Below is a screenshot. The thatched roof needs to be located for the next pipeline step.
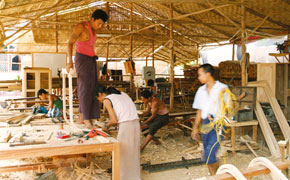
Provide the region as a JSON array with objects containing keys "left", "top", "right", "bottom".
[{"left": 0, "top": 0, "right": 289, "bottom": 65}]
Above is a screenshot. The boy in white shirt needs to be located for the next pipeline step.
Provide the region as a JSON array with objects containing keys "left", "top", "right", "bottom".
[{"left": 191, "top": 64, "right": 228, "bottom": 175}]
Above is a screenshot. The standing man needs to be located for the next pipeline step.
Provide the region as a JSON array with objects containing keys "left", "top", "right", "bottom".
[
  {"left": 67, "top": 9, "right": 108, "bottom": 129},
  {"left": 191, "top": 64, "right": 228, "bottom": 175}
]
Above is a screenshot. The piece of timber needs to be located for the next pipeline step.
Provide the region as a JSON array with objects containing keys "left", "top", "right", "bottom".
[
  {"left": 254, "top": 101, "right": 280, "bottom": 157},
  {"left": 0, "top": 161, "right": 86, "bottom": 173},
  {"left": 206, "top": 162, "right": 288, "bottom": 180},
  {"left": 248, "top": 81, "right": 290, "bottom": 140},
  {"left": 141, "top": 157, "right": 202, "bottom": 172}
]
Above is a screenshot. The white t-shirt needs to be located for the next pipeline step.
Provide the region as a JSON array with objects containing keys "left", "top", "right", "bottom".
[
  {"left": 192, "top": 81, "right": 228, "bottom": 120},
  {"left": 106, "top": 92, "right": 139, "bottom": 123}
]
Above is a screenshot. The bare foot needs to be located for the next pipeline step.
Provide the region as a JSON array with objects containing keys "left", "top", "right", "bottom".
[
  {"left": 77, "top": 113, "right": 84, "bottom": 124},
  {"left": 76, "top": 119, "right": 85, "bottom": 124},
  {"left": 84, "top": 120, "right": 94, "bottom": 130},
  {"left": 153, "top": 138, "right": 161, "bottom": 145}
]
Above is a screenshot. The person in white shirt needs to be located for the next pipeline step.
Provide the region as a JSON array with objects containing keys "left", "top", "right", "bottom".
[
  {"left": 191, "top": 63, "right": 228, "bottom": 175},
  {"left": 95, "top": 85, "right": 141, "bottom": 180}
]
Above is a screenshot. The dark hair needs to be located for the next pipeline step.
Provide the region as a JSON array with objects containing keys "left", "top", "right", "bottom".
[
  {"left": 94, "top": 85, "right": 121, "bottom": 97},
  {"left": 147, "top": 79, "right": 154, "bottom": 87},
  {"left": 141, "top": 90, "right": 152, "bottom": 99},
  {"left": 200, "top": 63, "right": 214, "bottom": 76},
  {"left": 91, "top": 9, "right": 108, "bottom": 22},
  {"left": 37, "top": 89, "right": 48, "bottom": 97}
]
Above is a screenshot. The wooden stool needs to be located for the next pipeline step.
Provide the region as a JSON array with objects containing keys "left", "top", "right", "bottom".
[{"left": 226, "top": 120, "right": 258, "bottom": 155}]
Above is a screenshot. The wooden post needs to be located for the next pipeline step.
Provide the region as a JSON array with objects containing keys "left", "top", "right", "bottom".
[
  {"left": 55, "top": 14, "right": 58, "bottom": 53},
  {"left": 169, "top": 3, "right": 174, "bottom": 111},
  {"left": 145, "top": 56, "right": 148, "bottom": 67},
  {"left": 112, "top": 142, "right": 120, "bottom": 180},
  {"left": 287, "top": 31, "right": 290, "bottom": 61},
  {"left": 129, "top": 3, "right": 134, "bottom": 95},
  {"left": 232, "top": 41, "right": 235, "bottom": 61},
  {"left": 241, "top": 1, "right": 247, "bottom": 86},
  {"left": 105, "top": 42, "right": 109, "bottom": 80},
  {"left": 105, "top": 2, "right": 110, "bottom": 81},
  {"left": 152, "top": 40, "right": 155, "bottom": 67},
  {"left": 196, "top": 44, "right": 199, "bottom": 65}
]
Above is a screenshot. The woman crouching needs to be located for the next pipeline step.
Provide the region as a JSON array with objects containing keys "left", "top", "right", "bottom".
[{"left": 95, "top": 85, "right": 141, "bottom": 180}]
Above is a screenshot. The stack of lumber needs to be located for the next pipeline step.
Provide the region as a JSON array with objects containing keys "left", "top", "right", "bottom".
[
  {"left": 184, "top": 65, "right": 220, "bottom": 79},
  {"left": 174, "top": 78, "right": 201, "bottom": 94},
  {"left": 177, "top": 65, "right": 219, "bottom": 93},
  {"left": 0, "top": 80, "right": 22, "bottom": 91},
  {"left": 218, "top": 61, "right": 257, "bottom": 79},
  {"left": 0, "top": 113, "right": 31, "bottom": 125},
  {"left": 183, "top": 65, "right": 199, "bottom": 79}
]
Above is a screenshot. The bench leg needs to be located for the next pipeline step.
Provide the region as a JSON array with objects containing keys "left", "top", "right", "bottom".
[{"left": 231, "top": 127, "right": 236, "bottom": 155}]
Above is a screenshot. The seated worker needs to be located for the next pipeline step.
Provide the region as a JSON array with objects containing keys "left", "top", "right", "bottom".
[
  {"left": 147, "top": 79, "right": 157, "bottom": 97},
  {"left": 140, "top": 90, "right": 169, "bottom": 151},
  {"left": 37, "top": 89, "right": 63, "bottom": 123}
]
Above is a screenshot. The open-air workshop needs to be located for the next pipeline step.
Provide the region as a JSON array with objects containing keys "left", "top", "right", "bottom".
[{"left": 0, "top": 0, "right": 290, "bottom": 180}]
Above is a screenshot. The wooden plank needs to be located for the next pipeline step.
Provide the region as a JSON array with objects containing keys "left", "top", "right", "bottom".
[
  {"left": 0, "top": 113, "right": 28, "bottom": 123},
  {"left": 0, "top": 143, "right": 115, "bottom": 160},
  {"left": 168, "top": 111, "right": 196, "bottom": 117},
  {"left": 228, "top": 120, "right": 258, "bottom": 127},
  {"left": 0, "top": 130, "right": 12, "bottom": 143},
  {"left": 248, "top": 81, "right": 290, "bottom": 140},
  {"left": 208, "top": 162, "right": 289, "bottom": 180},
  {"left": 256, "top": 63, "right": 276, "bottom": 102},
  {"left": 18, "top": 115, "right": 33, "bottom": 125},
  {"left": 112, "top": 142, "right": 120, "bottom": 180},
  {"left": 254, "top": 101, "right": 280, "bottom": 157}
]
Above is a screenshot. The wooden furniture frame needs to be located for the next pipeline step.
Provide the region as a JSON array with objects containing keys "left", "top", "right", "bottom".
[
  {"left": 225, "top": 120, "right": 258, "bottom": 155},
  {"left": 0, "top": 125, "right": 120, "bottom": 180}
]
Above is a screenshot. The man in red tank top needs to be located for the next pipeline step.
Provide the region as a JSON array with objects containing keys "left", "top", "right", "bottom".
[{"left": 67, "top": 9, "right": 108, "bottom": 129}]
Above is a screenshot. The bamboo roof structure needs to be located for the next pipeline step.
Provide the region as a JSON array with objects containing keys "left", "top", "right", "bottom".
[{"left": 0, "top": 0, "right": 289, "bottom": 65}]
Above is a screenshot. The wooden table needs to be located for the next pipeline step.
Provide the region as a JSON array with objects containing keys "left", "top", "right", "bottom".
[
  {"left": 226, "top": 120, "right": 258, "bottom": 155},
  {"left": 0, "top": 125, "right": 120, "bottom": 180}
]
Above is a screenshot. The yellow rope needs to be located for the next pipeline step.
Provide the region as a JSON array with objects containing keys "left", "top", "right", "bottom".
[
  {"left": 200, "top": 88, "right": 239, "bottom": 134},
  {"left": 201, "top": 88, "right": 239, "bottom": 176}
]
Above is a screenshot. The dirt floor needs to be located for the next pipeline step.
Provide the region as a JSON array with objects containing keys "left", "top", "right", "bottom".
[{"left": 0, "top": 124, "right": 284, "bottom": 180}]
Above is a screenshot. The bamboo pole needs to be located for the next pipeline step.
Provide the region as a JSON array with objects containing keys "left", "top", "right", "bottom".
[
  {"left": 152, "top": 40, "right": 155, "bottom": 67},
  {"left": 0, "top": 0, "right": 62, "bottom": 45},
  {"left": 232, "top": 41, "right": 235, "bottom": 61},
  {"left": 241, "top": 1, "right": 247, "bottom": 86},
  {"left": 196, "top": 44, "right": 199, "bottom": 65},
  {"left": 172, "top": 4, "right": 230, "bottom": 20},
  {"left": 129, "top": 3, "right": 134, "bottom": 95},
  {"left": 169, "top": 3, "right": 174, "bottom": 111},
  {"left": 55, "top": 14, "right": 59, "bottom": 53}
]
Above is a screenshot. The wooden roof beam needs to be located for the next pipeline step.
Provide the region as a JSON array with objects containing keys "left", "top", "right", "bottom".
[
  {"left": 206, "top": 2, "right": 239, "bottom": 28},
  {"left": 158, "top": 3, "right": 232, "bottom": 38},
  {"left": 199, "top": 3, "right": 277, "bottom": 37},
  {"left": 2, "top": 0, "right": 82, "bottom": 17},
  {"left": 0, "top": 0, "right": 63, "bottom": 46},
  {"left": 133, "top": 3, "right": 201, "bottom": 44},
  {"left": 173, "top": 4, "right": 231, "bottom": 20},
  {"left": 245, "top": 7, "right": 289, "bottom": 29}
]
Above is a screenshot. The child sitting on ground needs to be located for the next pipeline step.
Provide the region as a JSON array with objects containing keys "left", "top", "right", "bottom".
[{"left": 36, "top": 89, "right": 63, "bottom": 123}]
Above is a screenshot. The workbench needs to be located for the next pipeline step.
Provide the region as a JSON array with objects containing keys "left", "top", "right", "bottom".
[{"left": 0, "top": 125, "right": 120, "bottom": 180}]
